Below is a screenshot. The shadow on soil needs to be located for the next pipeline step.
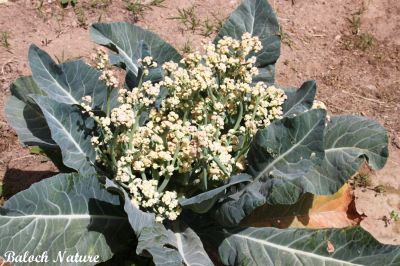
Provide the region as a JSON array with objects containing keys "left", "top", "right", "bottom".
[{"left": 2, "top": 168, "right": 57, "bottom": 199}]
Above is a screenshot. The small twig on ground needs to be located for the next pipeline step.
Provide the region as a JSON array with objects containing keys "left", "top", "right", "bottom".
[
  {"left": 327, "top": 104, "right": 350, "bottom": 113},
  {"left": 0, "top": 59, "right": 17, "bottom": 75},
  {"left": 341, "top": 90, "right": 386, "bottom": 104},
  {"left": 9, "top": 155, "right": 36, "bottom": 162}
]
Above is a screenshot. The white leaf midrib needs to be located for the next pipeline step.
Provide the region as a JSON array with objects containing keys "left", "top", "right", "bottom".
[
  {"left": 256, "top": 115, "right": 322, "bottom": 180},
  {"left": 175, "top": 233, "right": 189, "bottom": 265},
  {"left": 1, "top": 214, "right": 127, "bottom": 220},
  {"left": 42, "top": 107, "right": 86, "bottom": 159},
  {"left": 232, "top": 233, "right": 359, "bottom": 265},
  {"left": 35, "top": 55, "right": 79, "bottom": 105}
]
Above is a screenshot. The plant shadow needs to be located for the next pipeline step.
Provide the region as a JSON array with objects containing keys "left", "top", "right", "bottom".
[{"left": 2, "top": 168, "right": 57, "bottom": 199}]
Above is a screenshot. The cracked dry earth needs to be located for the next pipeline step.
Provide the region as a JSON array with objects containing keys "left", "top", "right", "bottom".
[{"left": 0, "top": 0, "right": 399, "bottom": 244}]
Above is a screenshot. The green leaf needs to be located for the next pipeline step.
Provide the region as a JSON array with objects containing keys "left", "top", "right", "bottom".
[
  {"left": 248, "top": 108, "right": 326, "bottom": 202},
  {"left": 125, "top": 41, "right": 165, "bottom": 89},
  {"left": 0, "top": 173, "right": 134, "bottom": 265},
  {"left": 137, "top": 223, "right": 183, "bottom": 266},
  {"left": 251, "top": 65, "right": 275, "bottom": 84},
  {"left": 104, "top": 178, "right": 155, "bottom": 236},
  {"left": 282, "top": 80, "right": 316, "bottom": 117},
  {"left": 9, "top": 75, "right": 46, "bottom": 103},
  {"left": 215, "top": 0, "right": 280, "bottom": 81},
  {"left": 137, "top": 221, "right": 213, "bottom": 266},
  {"left": 214, "top": 110, "right": 326, "bottom": 226},
  {"left": 180, "top": 174, "right": 251, "bottom": 214},
  {"left": 29, "top": 45, "right": 115, "bottom": 110},
  {"left": 216, "top": 226, "right": 400, "bottom": 265},
  {"left": 5, "top": 76, "right": 71, "bottom": 170},
  {"left": 308, "top": 115, "right": 388, "bottom": 194},
  {"left": 90, "top": 22, "right": 182, "bottom": 76},
  {"left": 31, "top": 95, "right": 96, "bottom": 175},
  {"left": 5, "top": 95, "right": 55, "bottom": 148},
  {"left": 5, "top": 76, "right": 54, "bottom": 147},
  {"left": 169, "top": 221, "right": 213, "bottom": 266}
]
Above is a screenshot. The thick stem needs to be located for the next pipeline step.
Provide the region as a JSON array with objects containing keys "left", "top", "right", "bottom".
[
  {"left": 202, "top": 168, "right": 208, "bottom": 191},
  {"left": 158, "top": 176, "right": 170, "bottom": 192},
  {"left": 233, "top": 101, "right": 244, "bottom": 131},
  {"left": 106, "top": 87, "right": 112, "bottom": 117}
]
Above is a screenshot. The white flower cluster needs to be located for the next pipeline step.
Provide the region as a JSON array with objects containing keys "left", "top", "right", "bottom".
[
  {"left": 82, "top": 33, "right": 287, "bottom": 222},
  {"left": 100, "top": 70, "right": 119, "bottom": 89},
  {"left": 312, "top": 99, "right": 330, "bottom": 121},
  {"left": 129, "top": 179, "right": 181, "bottom": 222},
  {"left": 312, "top": 100, "right": 327, "bottom": 110},
  {"left": 92, "top": 48, "right": 108, "bottom": 70}
]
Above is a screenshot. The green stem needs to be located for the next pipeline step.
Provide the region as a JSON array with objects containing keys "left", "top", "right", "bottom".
[
  {"left": 158, "top": 143, "right": 181, "bottom": 192},
  {"left": 202, "top": 168, "right": 208, "bottom": 191},
  {"left": 158, "top": 176, "right": 170, "bottom": 192},
  {"left": 106, "top": 87, "right": 112, "bottom": 117},
  {"left": 212, "top": 156, "right": 230, "bottom": 177},
  {"left": 233, "top": 101, "right": 244, "bottom": 131},
  {"left": 141, "top": 172, "right": 147, "bottom": 180},
  {"left": 137, "top": 69, "right": 146, "bottom": 89},
  {"left": 234, "top": 131, "right": 251, "bottom": 160},
  {"left": 171, "top": 143, "right": 181, "bottom": 166},
  {"left": 109, "top": 128, "right": 119, "bottom": 173},
  {"left": 207, "top": 87, "right": 217, "bottom": 105},
  {"left": 251, "top": 96, "right": 261, "bottom": 120},
  {"left": 152, "top": 168, "right": 160, "bottom": 181}
]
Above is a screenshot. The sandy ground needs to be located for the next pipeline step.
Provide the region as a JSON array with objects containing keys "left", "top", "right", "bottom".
[{"left": 0, "top": 0, "right": 399, "bottom": 244}]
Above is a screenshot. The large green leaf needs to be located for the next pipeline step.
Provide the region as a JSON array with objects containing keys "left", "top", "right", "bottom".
[
  {"left": 308, "top": 115, "right": 388, "bottom": 194},
  {"left": 124, "top": 40, "right": 164, "bottom": 89},
  {"left": 90, "top": 22, "right": 182, "bottom": 76},
  {"left": 214, "top": 110, "right": 326, "bottom": 226},
  {"left": 216, "top": 226, "right": 400, "bottom": 265},
  {"left": 5, "top": 76, "right": 54, "bottom": 147},
  {"left": 215, "top": 0, "right": 280, "bottom": 82},
  {"left": 247, "top": 108, "right": 326, "bottom": 202},
  {"left": 5, "top": 76, "right": 71, "bottom": 170},
  {"left": 29, "top": 45, "right": 115, "bottom": 110},
  {"left": 0, "top": 173, "right": 134, "bottom": 265},
  {"left": 137, "top": 221, "right": 213, "bottom": 266},
  {"left": 180, "top": 174, "right": 251, "bottom": 214},
  {"left": 169, "top": 221, "right": 213, "bottom": 266},
  {"left": 282, "top": 80, "right": 316, "bottom": 117},
  {"left": 9, "top": 75, "right": 45, "bottom": 104},
  {"left": 31, "top": 95, "right": 96, "bottom": 175},
  {"left": 137, "top": 223, "right": 183, "bottom": 266}
]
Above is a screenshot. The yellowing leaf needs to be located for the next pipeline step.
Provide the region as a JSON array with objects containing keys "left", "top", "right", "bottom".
[{"left": 241, "top": 184, "right": 361, "bottom": 229}]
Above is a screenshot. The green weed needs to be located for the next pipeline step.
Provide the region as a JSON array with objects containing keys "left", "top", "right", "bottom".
[
  {"left": 355, "top": 172, "right": 371, "bottom": 188},
  {"left": 278, "top": 27, "right": 294, "bottom": 48},
  {"left": 182, "top": 39, "right": 194, "bottom": 54},
  {"left": 283, "top": 59, "right": 289, "bottom": 66},
  {"left": 169, "top": 5, "right": 201, "bottom": 32},
  {"left": 74, "top": 6, "right": 87, "bottom": 28},
  {"left": 1, "top": 31, "right": 10, "bottom": 50},
  {"left": 373, "top": 185, "right": 385, "bottom": 194},
  {"left": 346, "top": 15, "right": 361, "bottom": 35},
  {"left": 125, "top": 0, "right": 165, "bottom": 22},
  {"left": 60, "top": 0, "right": 77, "bottom": 7},
  {"left": 90, "top": 0, "right": 112, "bottom": 8},
  {"left": 357, "top": 32, "right": 374, "bottom": 51},
  {"left": 390, "top": 210, "right": 399, "bottom": 222},
  {"left": 201, "top": 19, "right": 214, "bottom": 37}
]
